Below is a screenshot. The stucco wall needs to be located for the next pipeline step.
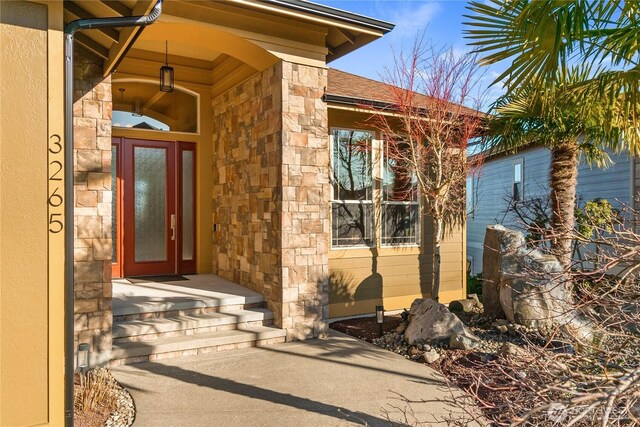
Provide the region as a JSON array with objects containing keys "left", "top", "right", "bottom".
[
  {"left": 211, "top": 61, "right": 329, "bottom": 339},
  {"left": 0, "top": 1, "right": 51, "bottom": 424},
  {"left": 73, "top": 49, "right": 113, "bottom": 365}
]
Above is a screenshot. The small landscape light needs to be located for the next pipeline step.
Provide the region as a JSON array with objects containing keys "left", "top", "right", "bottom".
[
  {"left": 376, "top": 305, "right": 384, "bottom": 337},
  {"left": 77, "top": 343, "right": 90, "bottom": 375}
]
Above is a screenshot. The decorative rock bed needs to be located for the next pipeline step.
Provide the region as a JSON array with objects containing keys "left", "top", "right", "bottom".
[
  {"left": 370, "top": 303, "right": 570, "bottom": 365},
  {"left": 105, "top": 375, "right": 135, "bottom": 427}
]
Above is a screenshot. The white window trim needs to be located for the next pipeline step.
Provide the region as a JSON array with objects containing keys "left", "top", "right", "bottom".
[
  {"left": 380, "top": 137, "right": 420, "bottom": 247},
  {"left": 512, "top": 158, "right": 524, "bottom": 202},
  {"left": 330, "top": 128, "right": 376, "bottom": 249},
  {"left": 330, "top": 128, "right": 421, "bottom": 250},
  {"left": 467, "top": 175, "right": 479, "bottom": 220}
]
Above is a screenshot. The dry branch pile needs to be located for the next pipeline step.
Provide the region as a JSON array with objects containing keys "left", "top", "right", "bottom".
[{"left": 441, "top": 211, "right": 640, "bottom": 426}]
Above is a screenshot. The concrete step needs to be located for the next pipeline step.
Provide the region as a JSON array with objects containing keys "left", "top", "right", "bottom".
[
  {"left": 113, "top": 299, "right": 265, "bottom": 322},
  {"left": 110, "top": 326, "right": 287, "bottom": 366},
  {"left": 113, "top": 308, "right": 274, "bottom": 343},
  {"left": 113, "top": 276, "right": 266, "bottom": 321}
]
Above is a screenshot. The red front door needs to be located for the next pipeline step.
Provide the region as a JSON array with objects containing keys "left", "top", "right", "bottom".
[{"left": 112, "top": 137, "right": 196, "bottom": 278}]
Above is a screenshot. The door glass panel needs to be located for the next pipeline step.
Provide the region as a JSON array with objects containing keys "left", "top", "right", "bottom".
[
  {"left": 182, "top": 150, "right": 194, "bottom": 261},
  {"left": 134, "top": 147, "right": 167, "bottom": 262},
  {"left": 111, "top": 146, "right": 117, "bottom": 262}
]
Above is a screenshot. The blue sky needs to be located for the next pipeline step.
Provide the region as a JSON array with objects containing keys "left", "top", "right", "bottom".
[{"left": 318, "top": 0, "right": 506, "bottom": 109}]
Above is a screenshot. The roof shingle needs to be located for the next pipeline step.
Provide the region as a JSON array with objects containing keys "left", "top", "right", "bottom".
[{"left": 326, "top": 68, "right": 483, "bottom": 117}]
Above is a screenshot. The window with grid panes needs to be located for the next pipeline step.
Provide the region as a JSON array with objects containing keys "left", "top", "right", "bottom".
[
  {"left": 381, "top": 141, "right": 420, "bottom": 246},
  {"left": 331, "top": 129, "right": 375, "bottom": 247}
]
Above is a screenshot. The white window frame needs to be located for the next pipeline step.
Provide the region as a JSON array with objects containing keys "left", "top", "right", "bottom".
[
  {"left": 330, "top": 128, "right": 376, "bottom": 249},
  {"left": 467, "top": 175, "right": 479, "bottom": 220},
  {"left": 512, "top": 158, "right": 524, "bottom": 202},
  {"left": 380, "top": 139, "right": 420, "bottom": 247},
  {"left": 330, "top": 128, "right": 422, "bottom": 249}
]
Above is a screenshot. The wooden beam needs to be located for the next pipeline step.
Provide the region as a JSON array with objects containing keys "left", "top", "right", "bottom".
[
  {"left": 103, "top": 0, "right": 155, "bottom": 77},
  {"left": 143, "top": 90, "right": 167, "bottom": 110},
  {"left": 65, "top": 2, "right": 119, "bottom": 43},
  {"left": 335, "top": 27, "right": 356, "bottom": 44},
  {"left": 100, "top": 0, "right": 132, "bottom": 17},
  {"left": 76, "top": 33, "right": 109, "bottom": 60},
  {"left": 328, "top": 33, "right": 376, "bottom": 63}
]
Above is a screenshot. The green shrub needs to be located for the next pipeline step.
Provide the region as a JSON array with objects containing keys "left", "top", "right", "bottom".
[{"left": 467, "top": 272, "right": 483, "bottom": 297}]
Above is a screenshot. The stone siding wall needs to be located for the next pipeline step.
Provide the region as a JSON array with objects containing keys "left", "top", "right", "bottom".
[
  {"left": 211, "top": 64, "right": 283, "bottom": 316},
  {"left": 211, "top": 61, "right": 329, "bottom": 339},
  {"left": 280, "top": 62, "right": 329, "bottom": 339},
  {"left": 73, "top": 50, "right": 113, "bottom": 365}
]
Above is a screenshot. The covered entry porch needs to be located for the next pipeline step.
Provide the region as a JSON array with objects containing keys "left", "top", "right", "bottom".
[{"left": 67, "top": 0, "right": 392, "bottom": 365}]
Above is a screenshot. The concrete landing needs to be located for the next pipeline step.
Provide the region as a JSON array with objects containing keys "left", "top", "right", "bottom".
[
  {"left": 113, "top": 274, "right": 264, "bottom": 317},
  {"left": 111, "top": 331, "right": 479, "bottom": 426}
]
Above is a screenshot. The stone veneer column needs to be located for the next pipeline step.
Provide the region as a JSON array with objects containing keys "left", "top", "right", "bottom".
[
  {"left": 72, "top": 50, "right": 113, "bottom": 364},
  {"left": 212, "top": 63, "right": 283, "bottom": 318},
  {"left": 279, "top": 62, "right": 329, "bottom": 340},
  {"left": 211, "top": 61, "right": 329, "bottom": 340}
]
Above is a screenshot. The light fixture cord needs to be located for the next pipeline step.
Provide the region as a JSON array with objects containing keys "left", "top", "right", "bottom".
[{"left": 165, "top": 40, "right": 168, "bottom": 65}]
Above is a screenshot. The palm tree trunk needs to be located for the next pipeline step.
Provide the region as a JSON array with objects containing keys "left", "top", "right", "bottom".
[{"left": 549, "top": 139, "right": 579, "bottom": 269}]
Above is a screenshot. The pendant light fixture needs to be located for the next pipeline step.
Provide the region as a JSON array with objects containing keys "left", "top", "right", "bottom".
[
  {"left": 132, "top": 97, "right": 143, "bottom": 117},
  {"left": 160, "top": 40, "right": 174, "bottom": 92}
]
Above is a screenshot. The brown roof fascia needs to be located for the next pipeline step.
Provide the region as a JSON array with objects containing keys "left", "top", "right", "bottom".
[{"left": 256, "top": 0, "right": 395, "bottom": 33}]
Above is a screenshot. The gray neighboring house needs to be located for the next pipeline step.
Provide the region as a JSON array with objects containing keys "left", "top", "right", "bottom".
[{"left": 466, "top": 145, "right": 639, "bottom": 275}]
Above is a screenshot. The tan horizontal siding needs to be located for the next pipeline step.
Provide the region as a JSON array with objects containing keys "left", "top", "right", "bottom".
[
  {"left": 329, "top": 224, "right": 466, "bottom": 318},
  {"left": 329, "top": 294, "right": 422, "bottom": 319}
]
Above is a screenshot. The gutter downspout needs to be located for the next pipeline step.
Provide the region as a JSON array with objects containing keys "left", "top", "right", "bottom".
[{"left": 63, "top": 2, "right": 163, "bottom": 425}]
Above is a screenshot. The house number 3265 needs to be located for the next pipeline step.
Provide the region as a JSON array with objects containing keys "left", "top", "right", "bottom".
[{"left": 48, "top": 134, "right": 64, "bottom": 233}]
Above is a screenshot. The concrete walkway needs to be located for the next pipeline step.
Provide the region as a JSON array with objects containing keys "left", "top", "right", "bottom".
[{"left": 111, "top": 332, "right": 476, "bottom": 426}]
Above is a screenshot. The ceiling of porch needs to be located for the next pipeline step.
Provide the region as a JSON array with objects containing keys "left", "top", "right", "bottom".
[{"left": 64, "top": 1, "right": 393, "bottom": 94}]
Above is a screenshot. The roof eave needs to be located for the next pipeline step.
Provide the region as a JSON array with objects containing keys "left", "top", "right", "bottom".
[
  {"left": 258, "top": 0, "right": 395, "bottom": 33},
  {"left": 323, "top": 93, "right": 394, "bottom": 110}
]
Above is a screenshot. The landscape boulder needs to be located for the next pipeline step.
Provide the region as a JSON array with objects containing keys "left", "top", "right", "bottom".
[
  {"left": 449, "top": 331, "right": 480, "bottom": 350},
  {"left": 404, "top": 298, "right": 478, "bottom": 347},
  {"left": 499, "top": 254, "right": 569, "bottom": 329},
  {"left": 448, "top": 298, "right": 480, "bottom": 313},
  {"left": 483, "top": 225, "right": 524, "bottom": 319},
  {"left": 483, "top": 225, "right": 595, "bottom": 342},
  {"left": 483, "top": 225, "right": 571, "bottom": 327}
]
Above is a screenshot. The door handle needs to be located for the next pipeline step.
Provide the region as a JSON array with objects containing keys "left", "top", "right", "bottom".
[{"left": 170, "top": 214, "right": 176, "bottom": 241}]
